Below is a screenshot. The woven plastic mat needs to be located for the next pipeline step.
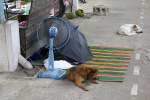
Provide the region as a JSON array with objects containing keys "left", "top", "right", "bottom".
[{"left": 85, "top": 46, "right": 134, "bottom": 82}]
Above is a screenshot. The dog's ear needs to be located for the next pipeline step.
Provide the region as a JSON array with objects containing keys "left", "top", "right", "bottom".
[
  {"left": 133, "top": 25, "right": 137, "bottom": 29},
  {"left": 133, "top": 25, "right": 138, "bottom": 31},
  {"left": 90, "top": 67, "right": 97, "bottom": 72},
  {"left": 88, "top": 67, "right": 97, "bottom": 74},
  {"left": 81, "top": 67, "right": 92, "bottom": 74}
]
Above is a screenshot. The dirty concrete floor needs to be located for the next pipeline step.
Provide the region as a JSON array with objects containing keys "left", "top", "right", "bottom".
[{"left": 1, "top": 0, "right": 150, "bottom": 100}]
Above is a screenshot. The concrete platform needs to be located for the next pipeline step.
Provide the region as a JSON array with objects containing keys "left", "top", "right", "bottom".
[{"left": 0, "top": 0, "right": 150, "bottom": 100}]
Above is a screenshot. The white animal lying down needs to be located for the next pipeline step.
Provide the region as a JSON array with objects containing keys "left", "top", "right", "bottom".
[{"left": 117, "top": 24, "right": 143, "bottom": 36}]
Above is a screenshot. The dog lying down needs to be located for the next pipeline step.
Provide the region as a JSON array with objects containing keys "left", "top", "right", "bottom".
[
  {"left": 66, "top": 64, "right": 98, "bottom": 91},
  {"left": 117, "top": 24, "right": 143, "bottom": 36}
]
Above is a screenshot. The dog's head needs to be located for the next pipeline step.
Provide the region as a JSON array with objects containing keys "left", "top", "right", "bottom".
[
  {"left": 133, "top": 25, "right": 143, "bottom": 33},
  {"left": 75, "top": 65, "right": 98, "bottom": 79},
  {"left": 84, "top": 67, "right": 97, "bottom": 80},
  {"left": 89, "top": 67, "right": 97, "bottom": 74}
]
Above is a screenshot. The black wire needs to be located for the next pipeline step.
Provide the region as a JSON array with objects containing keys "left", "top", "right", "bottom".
[{"left": 3, "top": 0, "right": 8, "bottom": 20}]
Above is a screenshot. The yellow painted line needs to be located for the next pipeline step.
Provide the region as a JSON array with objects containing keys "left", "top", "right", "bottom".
[
  {"left": 84, "top": 64, "right": 128, "bottom": 68},
  {"left": 90, "top": 49, "right": 133, "bottom": 53},
  {"left": 92, "top": 51, "right": 132, "bottom": 56},
  {"left": 97, "top": 70, "right": 125, "bottom": 72},
  {"left": 96, "top": 74, "right": 125, "bottom": 77}
]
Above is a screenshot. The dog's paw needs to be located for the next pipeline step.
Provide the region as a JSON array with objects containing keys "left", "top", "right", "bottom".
[
  {"left": 92, "top": 80, "right": 99, "bottom": 84},
  {"left": 82, "top": 87, "right": 88, "bottom": 91}
]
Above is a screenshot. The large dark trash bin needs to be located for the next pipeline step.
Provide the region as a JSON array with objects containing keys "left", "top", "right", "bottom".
[{"left": 44, "top": 17, "right": 92, "bottom": 64}]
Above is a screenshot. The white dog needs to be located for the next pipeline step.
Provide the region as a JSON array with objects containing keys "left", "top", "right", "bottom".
[{"left": 117, "top": 24, "right": 143, "bottom": 36}]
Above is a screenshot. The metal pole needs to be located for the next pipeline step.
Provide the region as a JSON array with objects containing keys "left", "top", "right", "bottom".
[{"left": 0, "top": 0, "right": 6, "bottom": 23}]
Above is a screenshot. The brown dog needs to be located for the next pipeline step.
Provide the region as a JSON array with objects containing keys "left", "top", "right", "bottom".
[{"left": 66, "top": 64, "right": 98, "bottom": 91}]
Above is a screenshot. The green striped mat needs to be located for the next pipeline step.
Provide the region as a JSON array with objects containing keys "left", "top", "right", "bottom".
[{"left": 85, "top": 46, "right": 133, "bottom": 82}]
